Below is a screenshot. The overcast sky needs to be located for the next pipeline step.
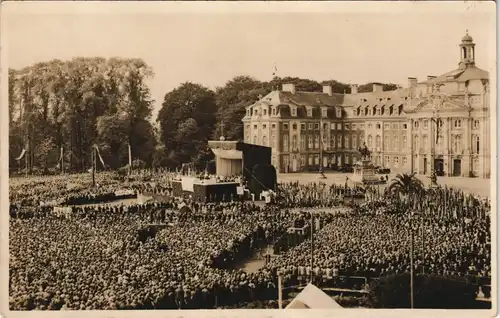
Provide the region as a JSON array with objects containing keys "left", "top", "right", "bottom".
[{"left": 2, "top": 2, "right": 496, "bottom": 119}]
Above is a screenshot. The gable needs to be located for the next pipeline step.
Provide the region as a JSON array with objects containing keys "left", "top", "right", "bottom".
[{"left": 413, "top": 94, "right": 470, "bottom": 114}]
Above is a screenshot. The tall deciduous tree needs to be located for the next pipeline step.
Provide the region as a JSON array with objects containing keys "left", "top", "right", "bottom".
[
  {"left": 8, "top": 57, "right": 156, "bottom": 172},
  {"left": 157, "top": 82, "right": 217, "bottom": 168}
]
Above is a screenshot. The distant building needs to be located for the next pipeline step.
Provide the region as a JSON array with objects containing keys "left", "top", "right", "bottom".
[{"left": 242, "top": 33, "right": 490, "bottom": 178}]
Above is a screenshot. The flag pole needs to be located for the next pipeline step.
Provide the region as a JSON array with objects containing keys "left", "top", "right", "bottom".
[
  {"left": 61, "top": 146, "right": 64, "bottom": 174},
  {"left": 92, "top": 146, "right": 96, "bottom": 187},
  {"left": 128, "top": 143, "right": 132, "bottom": 176}
]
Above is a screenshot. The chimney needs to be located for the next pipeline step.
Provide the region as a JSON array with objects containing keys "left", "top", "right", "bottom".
[
  {"left": 350, "top": 84, "right": 359, "bottom": 94},
  {"left": 373, "top": 83, "right": 384, "bottom": 93},
  {"left": 282, "top": 83, "right": 296, "bottom": 94},
  {"left": 408, "top": 77, "right": 418, "bottom": 88},
  {"left": 322, "top": 85, "right": 333, "bottom": 96},
  {"left": 427, "top": 75, "right": 436, "bottom": 81}
]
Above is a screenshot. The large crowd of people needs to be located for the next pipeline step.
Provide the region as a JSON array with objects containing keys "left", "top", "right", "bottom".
[{"left": 8, "top": 171, "right": 492, "bottom": 310}]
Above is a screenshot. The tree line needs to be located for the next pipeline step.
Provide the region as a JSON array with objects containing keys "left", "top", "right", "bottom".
[{"left": 8, "top": 58, "right": 397, "bottom": 173}]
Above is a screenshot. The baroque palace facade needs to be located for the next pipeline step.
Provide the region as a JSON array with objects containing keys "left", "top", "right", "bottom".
[{"left": 242, "top": 33, "right": 491, "bottom": 178}]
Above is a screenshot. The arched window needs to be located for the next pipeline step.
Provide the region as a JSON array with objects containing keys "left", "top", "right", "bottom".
[
  {"left": 402, "top": 135, "right": 407, "bottom": 149},
  {"left": 291, "top": 135, "right": 297, "bottom": 149},
  {"left": 423, "top": 135, "right": 429, "bottom": 151},
  {"left": 367, "top": 135, "right": 373, "bottom": 148},
  {"left": 393, "top": 135, "right": 399, "bottom": 150},
  {"left": 376, "top": 135, "right": 381, "bottom": 148},
  {"left": 475, "top": 135, "right": 480, "bottom": 154},
  {"left": 413, "top": 135, "right": 419, "bottom": 150},
  {"left": 453, "top": 135, "right": 462, "bottom": 153},
  {"left": 384, "top": 136, "right": 389, "bottom": 150},
  {"left": 338, "top": 136, "right": 343, "bottom": 148},
  {"left": 314, "top": 135, "right": 320, "bottom": 150},
  {"left": 331, "top": 136, "right": 336, "bottom": 149}
]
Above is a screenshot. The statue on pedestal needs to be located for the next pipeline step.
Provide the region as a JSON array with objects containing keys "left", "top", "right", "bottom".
[{"left": 358, "top": 143, "right": 371, "bottom": 162}]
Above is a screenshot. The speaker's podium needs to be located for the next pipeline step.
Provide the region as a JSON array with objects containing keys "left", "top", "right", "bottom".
[{"left": 172, "top": 140, "right": 272, "bottom": 203}]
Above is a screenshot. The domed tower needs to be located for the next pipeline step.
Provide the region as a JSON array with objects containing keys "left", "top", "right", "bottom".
[{"left": 459, "top": 31, "right": 476, "bottom": 70}]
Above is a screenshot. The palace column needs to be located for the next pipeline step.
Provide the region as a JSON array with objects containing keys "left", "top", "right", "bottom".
[
  {"left": 446, "top": 117, "right": 452, "bottom": 176},
  {"left": 463, "top": 117, "right": 471, "bottom": 177}
]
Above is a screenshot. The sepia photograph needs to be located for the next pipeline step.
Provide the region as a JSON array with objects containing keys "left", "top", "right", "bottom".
[{"left": 0, "top": 1, "right": 497, "bottom": 315}]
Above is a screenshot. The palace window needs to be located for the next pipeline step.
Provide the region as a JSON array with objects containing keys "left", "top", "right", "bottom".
[
  {"left": 377, "top": 123, "right": 381, "bottom": 129},
  {"left": 352, "top": 124, "right": 357, "bottom": 130},
  {"left": 283, "top": 135, "right": 289, "bottom": 152},
  {"left": 384, "top": 123, "right": 390, "bottom": 130},
  {"left": 423, "top": 135, "right": 429, "bottom": 151},
  {"left": 413, "top": 135, "right": 419, "bottom": 150},
  {"left": 291, "top": 108, "right": 297, "bottom": 116},
  {"left": 292, "top": 135, "right": 297, "bottom": 149},
  {"left": 360, "top": 123, "right": 365, "bottom": 129},
  {"left": 292, "top": 123, "right": 297, "bottom": 130},
  {"left": 308, "top": 136, "right": 313, "bottom": 149},
  {"left": 393, "top": 135, "right": 399, "bottom": 150},
  {"left": 323, "top": 123, "right": 328, "bottom": 130},
  {"left": 475, "top": 135, "right": 480, "bottom": 154},
  {"left": 263, "top": 136, "right": 268, "bottom": 147},
  {"left": 403, "top": 124, "right": 407, "bottom": 129},
  {"left": 337, "top": 123, "right": 342, "bottom": 130},
  {"left": 352, "top": 136, "right": 357, "bottom": 149},
  {"left": 338, "top": 136, "right": 343, "bottom": 148},
  {"left": 414, "top": 121, "right": 419, "bottom": 129},
  {"left": 367, "top": 135, "right": 373, "bottom": 148},
  {"left": 314, "top": 136, "right": 320, "bottom": 150},
  {"left": 473, "top": 120, "right": 480, "bottom": 129},
  {"left": 454, "top": 120, "right": 462, "bottom": 128},
  {"left": 384, "top": 136, "right": 389, "bottom": 150},
  {"left": 423, "top": 120, "right": 429, "bottom": 128},
  {"left": 254, "top": 124, "right": 258, "bottom": 130},
  {"left": 453, "top": 135, "right": 462, "bottom": 153},
  {"left": 308, "top": 123, "right": 313, "bottom": 130},
  {"left": 336, "top": 109, "right": 342, "bottom": 117},
  {"left": 272, "top": 124, "right": 276, "bottom": 129},
  {"left": 315, "top": 123, "right": 320, "bottom": 130},
  {"left": 300, "top": 135, "right": 306, "bottom": 150},
  {"left": 402, "top": 135, "right": 407, "bottom": 149},
  {"left": 394, "top": 156, "right": 399, "bottom": 164},
  {"left": 301, "top": 123, "right": 306, "bottom": 130},
  {"left": 403, "top": 156, "right": 407, "bottom": 165},
  {"left": 368, "top": 123, "right": 373, "bottom": 129},
  {"left": 345, "top": 136, "right": 350, "bottom": 149},
  {"left": 271, "top": 135, "right": 276, "bottom": 148},
  {"left": 254, "top": 109, "right": 258, "bottom": 116},
  {"left": 263, "top": 109, "right": 267, "bottom": 116},
  {"left": 345, "top": 123, "right": 350, "bottom": 130},
  {"left": 283, "top": 123, "right": 289, "bottom": 130},
  {"left": 374, "top": 135, "right": 381, "bottom": 148},
  {"left": 272, "top": 108, "right": 276, "bottom": 115},
  {"left": 331, "top": 136, "right": 336, "bottom": 149}
]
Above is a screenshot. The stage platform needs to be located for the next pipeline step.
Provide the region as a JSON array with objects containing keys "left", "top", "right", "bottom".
[{"left": 171, "top": 177, "right": 242, "bottom": 203}]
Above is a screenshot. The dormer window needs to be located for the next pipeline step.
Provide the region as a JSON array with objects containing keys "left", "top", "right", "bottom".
[
  {"left": 389, "top": 106, "right": 394, "bottom": 115},
  {"left": 263, "top": 109, "right": 267, "bottom": 116},
  {"left": 254, "top": 109, "right": 258, "bottom": 116},
  {"left": 272, "top": 108, "right": 276, "bottom": 116},
  {"left": 373, "top": 106, "right": 377, "bottom": 116},
  {"left": 291, "top": 107, "right": 297, "bottom": 117},
  {"left": 336, "top": 108, "right": 342, "bottom": 118},
  {"left": 307, "top": 108, "right": 313, "bottom": 117}
]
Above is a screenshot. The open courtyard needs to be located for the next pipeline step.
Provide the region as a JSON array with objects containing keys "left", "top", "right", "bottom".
[{"left": 277, "top": 172, "right": 492, "bottom": 198}]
